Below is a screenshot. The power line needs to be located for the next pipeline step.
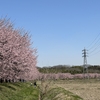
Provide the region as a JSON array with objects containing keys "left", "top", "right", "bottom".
[
  {"left": 82, "top": 33, "right": 100, "bottom": 70},
  {"left": 89, "top": 49, "right": 100, "bottom": 57},
  {"left": 88, "top": 38, "right": 100, "bottom": 52},
  {"left": 86, "top": 33, "right": 100, "bottom": 56},
  {"left": 89, "top": 42, "right": 100, "bottom": 54},
  {"left": 87, "top": 33, "right": 100, "bottom": 50}
]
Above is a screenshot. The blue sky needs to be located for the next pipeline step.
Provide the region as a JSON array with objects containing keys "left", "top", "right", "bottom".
[{"left": 0, "top": 0, "right": 100, "bottom": 67}]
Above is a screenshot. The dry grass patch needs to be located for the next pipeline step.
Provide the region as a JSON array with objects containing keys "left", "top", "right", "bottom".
[
  {"left": 42, "top": 87, "right": 83, "bottom": 100},
  {"left": 55, "top": 79, "right": 100, "bottom": 100}
]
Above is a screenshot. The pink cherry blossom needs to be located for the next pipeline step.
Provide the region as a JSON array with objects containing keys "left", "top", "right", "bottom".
[{"left": 0, "top": 18, "right": 39, "bottom": 81}]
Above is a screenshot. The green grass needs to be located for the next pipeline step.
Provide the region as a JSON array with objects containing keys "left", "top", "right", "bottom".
[
  {"left": 0, "top": 80, "right": 84, "bottom": 100},
  {"left": 0, "top": 82, "right": 39, "bottom": 100}
]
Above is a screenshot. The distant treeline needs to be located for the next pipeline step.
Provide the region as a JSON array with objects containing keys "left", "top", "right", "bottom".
[{"left": 37, "top": 65, "right": 100, "bottom": 74}]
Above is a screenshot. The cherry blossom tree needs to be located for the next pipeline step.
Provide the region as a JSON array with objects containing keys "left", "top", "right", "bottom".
[{"left": 0, "top": 18, "right": 39, "bottom": 82}]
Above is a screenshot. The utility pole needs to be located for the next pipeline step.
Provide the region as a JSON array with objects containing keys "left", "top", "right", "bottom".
[{"left": 82, "top": 48, "right": 89, "bottom": 79}]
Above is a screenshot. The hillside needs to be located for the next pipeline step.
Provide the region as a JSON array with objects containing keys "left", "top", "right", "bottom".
[{"left": 0, "top": 82, "right": 39, "bottom": 100}]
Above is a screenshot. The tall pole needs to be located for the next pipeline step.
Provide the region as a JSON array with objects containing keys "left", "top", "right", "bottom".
[{"left": 82, "top": 48, "right": 89, "bottom": 79}]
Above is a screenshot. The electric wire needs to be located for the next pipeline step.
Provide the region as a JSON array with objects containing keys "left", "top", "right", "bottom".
[
  {"left": 89, "top": 49, "right": 100, "bottom": 57},
  {"left": 87, "top": 33, "right": 100, "bottom": 51},
  {"left": 86, "top": 33, "right": 100, "bottom": 56},
  {"left": 89, "top": 42, "right": 100, "bottom": 54}
]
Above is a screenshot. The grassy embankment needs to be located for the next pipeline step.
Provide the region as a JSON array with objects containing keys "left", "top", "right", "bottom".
[
  {"left": 0, "top": 82, "right": 39, "bottom": 100},
  {"left": 42, "top": 86, "right": 83, "bottom": 100},
  {"left": 0, "top": 81, "right": 83, "bottom": 100}
]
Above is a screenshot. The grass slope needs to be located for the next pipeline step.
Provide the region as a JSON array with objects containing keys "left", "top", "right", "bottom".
[
  {"left": 0, "top": 81, "right": 83, "bottom": 100},
  {"left": 0, "top": 82, "right": 39, "bottom": 100},
  {"left": 42, "top": 86, "right": 83, "bottom": 100}
]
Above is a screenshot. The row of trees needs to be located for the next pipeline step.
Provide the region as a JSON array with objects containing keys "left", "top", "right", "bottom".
[
  {"left": 38, "top": 65, "right": 100, "bottom": 74},
  {"left": 38, "top": 73, "right": 100, "bottom": 80},
  {"left": 0, "top": 18, "right": 39, "bottom": 82}
]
